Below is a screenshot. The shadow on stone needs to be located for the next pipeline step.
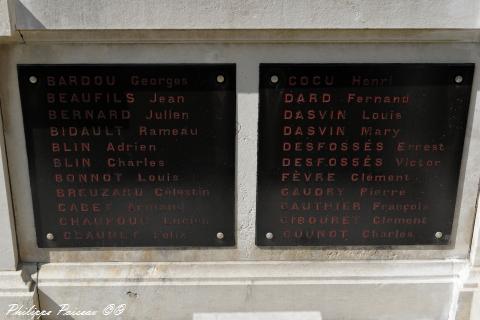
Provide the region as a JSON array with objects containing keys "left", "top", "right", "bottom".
[
  {"left": 15, "top": 1, "right": 45, "bottom": 29},
  {"left": 37, "top": 291, "right": 75, "bottom": 320}
]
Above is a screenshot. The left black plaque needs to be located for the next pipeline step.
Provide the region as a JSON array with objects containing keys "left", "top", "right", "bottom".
[{"left": 18, "top": 64, "right": 236, "bottom": 247}]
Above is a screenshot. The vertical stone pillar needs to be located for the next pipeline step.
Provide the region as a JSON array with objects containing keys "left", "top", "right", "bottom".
[
  {"left": 0, "top": 98, "right": 18, "bottom": 271},
  {"left": 0, "top": 76, "right": 36, "bottom": 317},
  {"left": 0, "top": 0, "right": 13, "bottom": 38},
  {"left": 457, "top": 190, "right": 480, "bottom": 319},
  {"left": 0, "top": 0, "right": 17, "bottom": 273},
  {"left": 0, "top": 2, "right": 37, "bottom": 315}
]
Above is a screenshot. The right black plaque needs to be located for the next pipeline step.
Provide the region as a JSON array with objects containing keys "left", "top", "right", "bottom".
[{"left": 256, "top": 63, "right": 474, "bottom": 246}]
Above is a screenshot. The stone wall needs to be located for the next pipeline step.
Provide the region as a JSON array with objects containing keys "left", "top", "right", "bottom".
[{"left": 1, "top": 1, "right": 480, "bottom": 319}]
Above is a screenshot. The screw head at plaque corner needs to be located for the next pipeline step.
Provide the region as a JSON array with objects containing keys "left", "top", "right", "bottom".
[
  {"left": 454, "top": 75, "right": 463, "bottom": 84},
  {"left": 29, "top": 76, "right": 38, "bottom": 84},
  {"left": 435, "top": 231, "right": 443, "bottom": 239},
  {"left": 265, "top": 232, "right": 274, "bottom": 240},
  {"left": 46, "top": 233, "right": 54, "bottom": 240},
  {"left": 270, "top": 75, "right": 279, "bottom": 84},
  {"left": 216, "top": 74, "right": 225, "bottom": 84},
  {"left": 216, "top": 232, "right": 224, "bottom": 240}
]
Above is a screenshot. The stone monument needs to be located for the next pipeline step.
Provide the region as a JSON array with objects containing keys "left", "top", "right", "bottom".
[{"left": 1, "top": 1, "right": 480, "bottom": 319}]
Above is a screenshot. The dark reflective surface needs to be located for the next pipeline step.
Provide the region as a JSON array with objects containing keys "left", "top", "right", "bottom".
[
  {"left": 18, "top": 64, "right": 236, "bottom": 247},
  {"left": 256, "top": 63, "right": 473, "bottom": 246}
]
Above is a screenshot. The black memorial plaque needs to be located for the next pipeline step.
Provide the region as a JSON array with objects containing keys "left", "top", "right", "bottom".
[
  {"left": 256, "top": 63, "right": 474, "bottom": 246},
  {"left": 18, "top": 64, "right": 236, "bottom": 247}
]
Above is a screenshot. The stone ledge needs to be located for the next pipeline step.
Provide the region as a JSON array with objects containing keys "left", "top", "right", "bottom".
[
  {"left": 0, "top": 265, "right": 35, "bottom": 295},
  {"left": 16, "top": 29, "right": 480, "bottom": 44},
  {"left": 0, "top": 266, "right": 37, "bottom": 320},
  {"left": 35, "top": 261, "right": 462, "bottom": 319},
  {"left": 461, "top": 267, "right": 480, "bottom": 291},
  {"left": 37, "top": 260, "right": 467, "bottom": 285},
  {"left": 15, "top": 0, "right": 480, "bottom": 30}
]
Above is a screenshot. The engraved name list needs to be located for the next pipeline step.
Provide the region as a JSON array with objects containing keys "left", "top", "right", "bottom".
[
  {"left": 256, "top": 64, "right": 473, "bottom": 246},
  {"left": 18, "top": 64, "right": 236, "bottom": 247}
]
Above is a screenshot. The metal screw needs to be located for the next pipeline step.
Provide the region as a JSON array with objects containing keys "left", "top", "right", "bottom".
[
  {"left": 454, "top": 75, "right": 463, "bottom": 84},
  {"left": 29, "top": 76, "right": 38, "bottom": 84},
  {"left": 216, "top": 75, "right": 225, "bottom": 83},
  {"left": 46, "top": 233, "right": 54, "bottom": 240},
  {"left": 265, "top": 232, "right": 274, "bottom": 240},
  {"left": 435, "top": 232, "right": 443, "bottom": 239},
  {"left": 270, "top": 75, "right": 279, "bottom": 84},
  {"left": 216, "top": 232, "right": 224, "bottom": 240}
]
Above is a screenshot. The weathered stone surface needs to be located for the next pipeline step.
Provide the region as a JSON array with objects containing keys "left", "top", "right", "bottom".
[
  {"left": 0, "top": 0, "right": 12, "bottom": 37},
  {"left": 0, "top": 266, "right": 37, "bottom": 319},
  {"left": 36, "top": 261, "right": 456, "bottom": 320},
  {"left": 15, "top": 0, "right": 480, "bottom": 30}
]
